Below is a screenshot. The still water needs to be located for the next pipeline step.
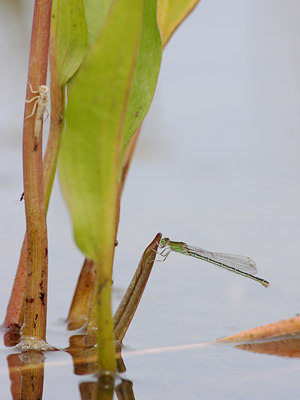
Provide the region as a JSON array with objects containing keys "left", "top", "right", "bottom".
[{"left": 1, "top": 0, "right": 300, "bottom": 398}]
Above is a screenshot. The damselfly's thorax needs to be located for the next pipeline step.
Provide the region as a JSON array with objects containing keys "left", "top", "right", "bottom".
[{"left": 37, "top": 85, "right": 49, "bottom": 101}]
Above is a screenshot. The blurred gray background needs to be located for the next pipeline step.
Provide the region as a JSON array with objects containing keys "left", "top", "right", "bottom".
[{"left": 0, "top": 1, "right": 300, "bottom": 398}]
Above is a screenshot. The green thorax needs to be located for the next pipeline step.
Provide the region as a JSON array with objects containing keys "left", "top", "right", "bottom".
[{"left": 161, "top": 238, "right": 188, "bottom": 255}]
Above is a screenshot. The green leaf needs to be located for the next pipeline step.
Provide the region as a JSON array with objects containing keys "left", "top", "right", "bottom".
[
  {"left": 52, "top": 0, "right": 88, "bottom": 85},
  {"left": 157, "top": 0, "right": 200, "bottom": 46},
  {"left": 83, "top": 0, "right": 113, "bottom": 49},
  {"left": 59, "top": 0, "right": 144, "bottom": 263},
  {"left": 122, "top": 0, "right": 162, "bottom": 152}
]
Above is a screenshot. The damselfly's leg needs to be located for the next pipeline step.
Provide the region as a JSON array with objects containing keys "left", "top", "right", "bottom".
[
  {"left": 25, "top": 95, "right": 40, "bottom": 104},
  {"left": 151, "top": 247, "right": 167, "bottom": 261},
  {"left": 155, "top": 246, "right": 171, "bottom": 262},
  {"left": 25, "top": 99, "right": 39, "bottom": 119},
  {"left": 28, "top": 82, "right": 40, "bottom": 94}
]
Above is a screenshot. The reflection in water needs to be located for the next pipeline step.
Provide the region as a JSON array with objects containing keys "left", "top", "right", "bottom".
[
  {"left": 5, "top": 333, "right": 300, "bottom": 399},
  {"left": 66, "top": 334, "right": 135, "bottom": 400},
  {"left": 7, "top": 354, "right": 21, "bottom": 399},
  {"left": 3, "top": 324, "right": 21, "bottom": 347},
  {"left": 7, "top": 351, "right": 45, "bottom": 400},
  {"left": 79, "top": 378, "right": 114, "bottom": 400},
  {"left": 236, "top": 337, "right": 300, "bottom": 359},
  {"left": 115, "top": 380, "right": 135, "bottom": 400},
  {"left": 6, "top": 334, "right": 135, "bottom": 400},
  {"left": 79, "top": 378, "right": 135, "bottom": 400},
  {"left": 79, "top": 381, "right": 98, "bottom": 400},
  {"left": 66, "top": 334, "right": 97, "bottom": 375}
]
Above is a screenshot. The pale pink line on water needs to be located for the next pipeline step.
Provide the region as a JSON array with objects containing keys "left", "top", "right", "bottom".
[
  {"left": 0, "top": 341, "right": 213, "bottom": 375},
  {"left": 123, "top": 341, "right": 213, "bottom": 357}
]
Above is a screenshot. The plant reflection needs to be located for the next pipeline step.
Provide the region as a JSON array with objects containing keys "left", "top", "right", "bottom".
[
  {"left": 7, "top": 351, "right": 45, "bottom": 399},
  {"left": 6, "top": 332, "right": 300, "bottom": 399},
  {"left": 6, "top": 334, "right": 135, "bottom": 400},
  {"left": 79, "top": 378, "right": 134, "bottom": 400},
  {"left": 236, "top": 336, "right": 300, "bottom": 359},
  {"left": 4, "top": 324, "right": 21, "bottom": 347},
  {"left": 66, "top": 334, "right": 135, "bottom": 400}
]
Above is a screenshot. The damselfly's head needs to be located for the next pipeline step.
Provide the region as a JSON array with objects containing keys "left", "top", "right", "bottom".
[
  {"left": 39, "top": 85, "right": 49, "bottom": 96},
  {"left": 160, "top": 237, "right": 170, "bottom": 247}
]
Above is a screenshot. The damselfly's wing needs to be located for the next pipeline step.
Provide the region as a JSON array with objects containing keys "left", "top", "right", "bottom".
[{"left": 185, "top": 245, "right": 258, "bottom": 274}]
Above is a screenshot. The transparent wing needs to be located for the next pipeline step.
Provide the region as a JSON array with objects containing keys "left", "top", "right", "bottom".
[{"left": 185, "top": 245, "right": 258, "bottom": 274}]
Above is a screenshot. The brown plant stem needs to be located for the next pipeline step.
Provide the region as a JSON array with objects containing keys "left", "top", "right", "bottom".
[
  {"left": 4, "top": 239, "right": 27, "bottom": 329},
  {"left": 21, "top": 0, "right": 52, "bottom": 343},
  {"left": 67, "top": 259, "right": 96, "bottom": 330},
  {"left": 217, "top": 315, "right": 300, "bottom": 343},
  {"left": 4, "top": 4, "right": 64, "bottom": 331},
  {"left": 113, "top": 233, "right": 161, "bottom": 343}
]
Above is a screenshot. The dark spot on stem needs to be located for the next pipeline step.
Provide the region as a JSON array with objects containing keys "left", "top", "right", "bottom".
[
  {"left": 45, "top": 247, "right": 48, "bottom": 257},
  {"left": 35, "top": 314, "right": 38, "bottom": 320},
  {"left": 25, "top": 297, "right": 34, "bottom": 303},
  {"left": 39, "top": 291, "right": 45, "bottom": 305},
  {"left": 97, "top": 279, "right": 109, "bottom": 296},
  {"left": 10, "top": 323, "right": 21, "bottom": 331}
]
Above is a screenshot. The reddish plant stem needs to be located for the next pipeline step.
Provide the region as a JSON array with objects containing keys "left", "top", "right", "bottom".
[
  {"left": 22, "top": 0, "right": 52, "bottom": 342},
  {"left": 113, "top": 233, "right": 161, "bottom": 343},
  {"left": 217, "top": 316, "right": 300, "bottom": 343},
  {"left": 4, "top": 238, "right": 27, "bottom": 329},
  {"left": 4, "top": 5, "right": 63, "bottom": 331},
  {"left": 67, "top": 259, "right": 96, "bottom": 330}
]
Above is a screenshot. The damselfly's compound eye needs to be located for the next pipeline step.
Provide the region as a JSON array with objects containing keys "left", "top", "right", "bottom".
[{"left": 160, "top": 238, "right": 169, "bottom": 246}]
